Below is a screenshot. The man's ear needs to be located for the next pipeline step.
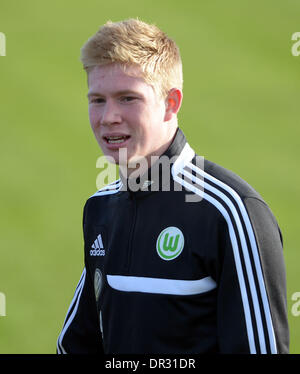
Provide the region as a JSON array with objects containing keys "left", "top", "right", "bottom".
[{"left": 164, "top": 88, "right": 183, "bottom": 122}]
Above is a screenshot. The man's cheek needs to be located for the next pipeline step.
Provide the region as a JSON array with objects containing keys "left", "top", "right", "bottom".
[
  {"left": 88, "top": 108, "right": 94, "bottom": 124},
  {"left": 89, "top": 110, "right": 100, "bottom": 130}
]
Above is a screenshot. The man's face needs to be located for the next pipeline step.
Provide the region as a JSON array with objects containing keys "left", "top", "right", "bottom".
[{"left": 87, "top": 64, "right": 171, "bottom": 166}]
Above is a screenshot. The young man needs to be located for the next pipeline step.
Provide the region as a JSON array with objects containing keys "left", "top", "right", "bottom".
[{"left": 57, "top": 19, "right": 289, "bottom": 354}]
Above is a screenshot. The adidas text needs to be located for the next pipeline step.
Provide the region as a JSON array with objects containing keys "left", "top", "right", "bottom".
[{"left": 90, "top": 249, "right": 105, "bottom": 256}]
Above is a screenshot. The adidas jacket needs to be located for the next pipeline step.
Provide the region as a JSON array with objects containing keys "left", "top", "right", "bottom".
[{"left": 57, "top": 128, "right": 289, "bottom": 354}]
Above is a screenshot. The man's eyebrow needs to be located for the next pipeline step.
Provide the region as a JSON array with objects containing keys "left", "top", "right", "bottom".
[
  {"left": 87, "top": 90, "right": 142, "bottom": 98},
  {"left": 87, "top": 91, "right": 100, "bottom": 98}
]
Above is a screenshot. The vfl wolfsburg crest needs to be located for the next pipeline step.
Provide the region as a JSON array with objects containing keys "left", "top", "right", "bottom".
[
  {"left": 94, "top": 268, "right": 103, "bottom": 302},
  {"left": 156, "top": 227, "right": 184, "bottom": 260}
]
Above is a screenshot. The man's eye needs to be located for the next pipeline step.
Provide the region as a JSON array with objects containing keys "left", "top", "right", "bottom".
[
  {"left": 91, "top": 98, "right": 105, "bottom": 104},
  {"left": 120, "top": 96, "right": 136, "bottom": 102}
]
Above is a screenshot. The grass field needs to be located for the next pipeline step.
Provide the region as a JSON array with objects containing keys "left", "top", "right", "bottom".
[{"left": 0, "top": 0, "right": 299, "bottom": 353}]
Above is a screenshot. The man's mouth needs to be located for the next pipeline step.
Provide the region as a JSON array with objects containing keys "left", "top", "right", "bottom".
[{"left": 103, "top": 135, "right": 131, "bottom": 145}]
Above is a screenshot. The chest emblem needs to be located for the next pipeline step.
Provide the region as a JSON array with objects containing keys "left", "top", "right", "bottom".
[
  {"left": 156, "top": 226, "right": 184, "bottom": 260},
  {"left": 90, "top": 234, "right": 105, "bottom": 256}
]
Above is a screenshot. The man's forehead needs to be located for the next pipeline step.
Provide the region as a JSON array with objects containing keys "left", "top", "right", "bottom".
[
  {"left": 88, "top": 64, "right": 144, "bottom": 84},
  {"left": 87, "top": 63, "right": 153, "bottom": 95}
]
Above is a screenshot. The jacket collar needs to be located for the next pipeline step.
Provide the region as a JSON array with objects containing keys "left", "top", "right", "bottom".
[{"left": 119, "top": 127, "right": 188, "bottom": 197}]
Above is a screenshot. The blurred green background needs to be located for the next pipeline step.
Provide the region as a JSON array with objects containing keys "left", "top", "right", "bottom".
[{"left": 0, "top": 0, "right": 299, "bottom": 353}]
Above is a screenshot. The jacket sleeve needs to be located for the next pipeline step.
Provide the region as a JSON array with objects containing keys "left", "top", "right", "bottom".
[
  {"left": 216, "top": 196, "right": 289, "bottom": 354},
  {"left": 56, "top": 202, "right": 103, "bottom": 354},
  {"left": 56, "top": 266, "right": 103, "bottom": 354}
]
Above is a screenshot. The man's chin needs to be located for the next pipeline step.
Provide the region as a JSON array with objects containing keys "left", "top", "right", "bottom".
[
  {"left": 100, "top": 147, "right": 129, "bottom": 165},
  {"left": 103, "top": 149, "right": 143, "bottom": 165},
  {"left": 100, "top": 146, "right": 151, "bottom": 173}
]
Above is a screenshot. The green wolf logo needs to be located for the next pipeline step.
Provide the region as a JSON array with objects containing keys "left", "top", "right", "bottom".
[{"left": 156, "top": 227, "right": 184, "bottom": 260}]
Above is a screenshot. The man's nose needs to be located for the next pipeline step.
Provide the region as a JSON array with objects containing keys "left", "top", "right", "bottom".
[{"left": 100, "top": 100, "right": 122, "bottom": 126}]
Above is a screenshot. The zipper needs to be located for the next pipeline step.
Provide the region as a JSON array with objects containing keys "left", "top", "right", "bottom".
[{"left": 125, "top": 191, "right": 137, "bottom": 272}]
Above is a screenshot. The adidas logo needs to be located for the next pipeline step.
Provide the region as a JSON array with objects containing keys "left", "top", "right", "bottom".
[
  {"left": 90, "top": 234, "right": 105, "bottom": 256},
  {"left": 141, "top": 180, "right": 154, "bottom": 190}
]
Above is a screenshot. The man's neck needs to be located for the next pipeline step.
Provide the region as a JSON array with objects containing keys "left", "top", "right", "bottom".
[{"left": 119, "top": 126, "right": 178, "bottom": 180}]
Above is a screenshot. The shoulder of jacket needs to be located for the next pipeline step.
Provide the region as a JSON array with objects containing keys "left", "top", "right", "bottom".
[
  {"left": 202, "top": 158, "right": 264, "bottom": 202},
  {"left": 88, "top": 179, "right": 123, "bottom": 200},
  {"left": 172, "top": 142, "right": 264, "bottom": 204}
]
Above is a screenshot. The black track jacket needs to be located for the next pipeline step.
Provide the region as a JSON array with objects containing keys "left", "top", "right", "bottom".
[{"left": 57, "top": 128, "right": 289, "bottom": 354}]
